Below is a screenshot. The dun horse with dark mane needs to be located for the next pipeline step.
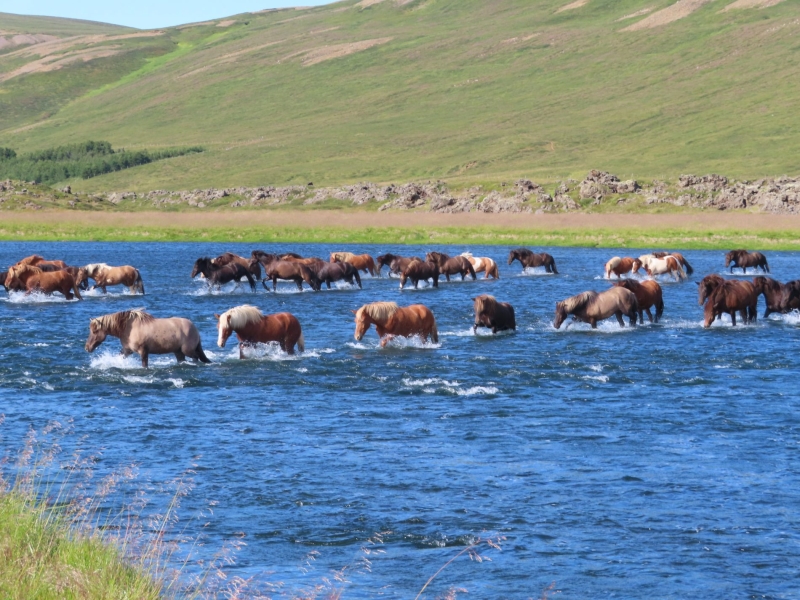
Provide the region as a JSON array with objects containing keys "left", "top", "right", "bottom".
[
  {"left": 554, "top": 288, "right": 638, "bottom": 329},
  {"left": 215, "top": 305, "right": 304, "bottom": 357},
  {"left": 353, "top": 301, "right": 438, "bottom": 347}
]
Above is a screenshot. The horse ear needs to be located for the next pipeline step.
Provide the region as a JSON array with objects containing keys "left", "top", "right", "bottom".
[
  {"left": 213, "top": 313, "right": 220, "bottom": 320},
  {"left": 694, "top": 281, "right": 699, "bottom": 286},
  {"left": 351, "top": 309, "right": 357, "bottom": 314}
]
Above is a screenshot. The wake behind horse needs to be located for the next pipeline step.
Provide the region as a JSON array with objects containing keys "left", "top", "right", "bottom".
[
  {"left": 84, "top": 263, "right": 145, "bottom": 294},
  {"left": 508, "top": 248, "right": 558, "bottom": 274},
  {"left": 85, "top": 309, "right": 210, "bottom": 368},
  {"left": 473, "top": 294, "right": 515, "bottom": 333},
  {"left": 353, "top": 301, "right": 438, "bottom": 347},
  {"left": 725, "top": 250, "right": 769, "bottom": 274},
  {"left": 554, "top": 288, "right": 638, "bottom": 329},
  {"left": 215, "top": 305, "right": 304, "bottom": 357}
]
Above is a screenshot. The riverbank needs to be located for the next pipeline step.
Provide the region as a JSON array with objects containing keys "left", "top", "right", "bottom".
[{"left": 2, "top": 211, "right": 800, "bottom": 249}]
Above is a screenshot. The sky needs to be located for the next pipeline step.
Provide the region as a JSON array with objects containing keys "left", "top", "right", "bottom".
[{"left": 0, "top": 0, "right": 334, "bottom": 29}]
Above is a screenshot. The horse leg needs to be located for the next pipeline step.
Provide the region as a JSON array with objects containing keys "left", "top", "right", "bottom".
[
  {"left": 590, "top": 318, "right": 598, "bottom": 329},
  {"left": 282, "top": 338, "right": 295, "bottom": 355},
  {"left": 644, "top": 309, "right": 651, "bottom": 323},
  {"left": 174, "top": 350, "right": 186, "bottom": 363},
  {"left": 326, "top": 280, "right": 331, "bottom": 289},
  {"left": 445, "top": 273, "right": 451, "bottom": 282},
  {"left": 140, "top": 350, "right": 149, "bottom": 368},
  {"left": 379, "top": 334, "right": 395, "bottom": 348},
  {"left": 273, "top": 276, "right": 279, "bottom": 292},
  {"left": 615, "top": 312, "right": 625, "bottom": 327},
  {"left": 730, "top": 311, "right": 737, "bottom": 326}
]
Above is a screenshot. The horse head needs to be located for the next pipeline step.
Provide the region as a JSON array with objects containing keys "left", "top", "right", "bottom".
[
  {"left": 631, "top": 259, "right": 642, "bottom": 273},
  {"left": 214, "top": 313, "right": 234, "bottom": 348},
  {"left": 85, "top": 318, "right": 108, "bottom": 352},
  {"left": 352, "top": 308, "right": 370, "bottom": 341},
  {"left": 507, "top": 250, "right": 518, "bottom": 265},
  {"left": 191, "top": 257, "right": 211, "bottom": 278},
  {"left": 553, "top": 301, "right": 567, "bottom": 329}
]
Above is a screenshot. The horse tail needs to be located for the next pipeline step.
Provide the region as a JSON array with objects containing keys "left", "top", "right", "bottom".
[
  {"left": 73, "top": 277, "right": 83, "bottom": 301},
  {"left": 135, "top": 269, "right": 145, "bottom": 294},
  {"left": 297, "top": 331, "right": 305, "bottom": 353},
  {"left": 430, "top": 318, "right": 439, "bottom": 344},
  {"left": 467, "top": 261, "right": 476, "bottom": 280},
  {"left": 765, "top": 257, "right": 770, "bottom": 273},
  {"left": 195, "top": 341, "right": 211, "bottom": 363},
  {"left": 367, "top": 256, "right": 376, "bottom": 276},
  {"left": 656, "top": 293, "right": 664, "bottom": 322},
  {"left": 681, "top": 257, "right": 694, "bottom": 276},
  {"left": 550, "top": 257, "right": 559, "bottom": 274},
  {"left": 246, "top": 271, "right": 256, "bottom": 292},
  {"left": 491, "top": 263, "right": 499, "bottom": 279}
]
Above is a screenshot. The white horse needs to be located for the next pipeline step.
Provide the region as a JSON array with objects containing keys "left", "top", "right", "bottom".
[
  {"left": 460, "top": 252, "right": 499, "bottom": 279},
  {"left": 638, "top": 254, "right": 686, "bottom": 281}
]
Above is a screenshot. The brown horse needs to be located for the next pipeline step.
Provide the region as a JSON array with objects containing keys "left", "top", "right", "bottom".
[
  {"left": 611, "top": 279, "right": 664, "bottom": 323},
  {"left": 604, "top": 257, "right": 642, "bottom": 279},
  {"left": 554, "top": 288, "right": 638, "bottom": 329},
  {"left": 697, "top": 274, "right": 726, "bottom": 306},
  {"left": 215, "top": 305, "right": 304, "bottom": 357},
  {"left": 651, "top": 252, "right": 694, "bottom": 276},
  {"left": 399, "top": 259, "right": 440, "bottom": 289},
  {"left": 751, "top": 276, "right": 794, "bottom": 318},
  {"left": 84, "top": 263, "right": 145, "bottom": 294},
  {"left": 425, "top": 252, "right": 476, "bottom": 282},
  {"left": 376, "top": 254, "right": 423, "bottom": 277},
  {"left": 250, "top": 252, "right": 321, "bottom": 292},
  {"left": 725, "top": 249, "right": 769, "bottom": 274},
  {"left": 353, "top": 301, "right": 438, "bottom": 347},
  {"left": 783, "top": 280, "right": 800, "bottom": 312},
  {"left": 313, "top": 261, "right": 362, "bottom": 289},
  {"left": 330, "top": 252, "right": 377, "bottom": 276},
  {"left": 473, "top": 295, "right": 515, "bottom": 334},
  {"left": 13, "top": 255, "right": 68, "bottom": 269},
  {"left": 461, "top": 252, "right": 499, "bottom": 279},
  {"left": 85, "top": 309, "right": 210, "bottom": 368},
  {"left": 5, "top": 265, "right": 83, "bottom": 300},
  {"left": 703, "top": 280, "right": 758, "bottom": 327},
  {"left": 508, "top": 248, "right": 558, "bottom": 274},
  {"left": 211, "top": 252, "right": 262, "bottom": 280}
]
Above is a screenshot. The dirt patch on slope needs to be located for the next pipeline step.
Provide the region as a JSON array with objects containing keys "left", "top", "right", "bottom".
[
  {"left": 0, "top": 47, "right": 122, "bottom": 82},
  {"left": 300, "top": 37, "right": 393, "bottom": 66},
  {"left": 557, "top": 0, "right": 589, "bottom": 12},
  {"left": 0, "top": 34, "right": 58, "bottom": 50},
  {"left": 721, "top": 0, "right": 785, "bottom": 10},
  {"left": 622, "top": 0, "right": 713, "bottom": 30},
  {"left": 616, "top": 7, "right": 654, "bottom": 21}
]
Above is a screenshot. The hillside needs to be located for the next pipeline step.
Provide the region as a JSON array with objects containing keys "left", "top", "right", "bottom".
[{"left": 0, "top": 0, "right": 797, "bottom": 192}]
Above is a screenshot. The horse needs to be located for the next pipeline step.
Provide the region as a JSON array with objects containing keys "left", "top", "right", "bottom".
[
  {"left": 330, "top": 252, "right": 377, "bottom": 276},
  {"left": 751, "top": 276, "right": 793, "bottom": 318},
  {"left": 473, "top": 295, "right": 515, "bottom": 334},
  {"left": 638, "top": 255, "right": 686, "bottom": 281},
  {"left": 83, "top": 263, "right": 145, "bottom": 294},
  {"left": 611, "top": 279, "right": 664, "bottom": 323},
  {"left": 191, "top": 257, "right": 256, "bottom": 292},
  {"left": 783, "top": 280, "right": 800, "bottom": 312},
  {"left": 425, "top": 252, "right": 476, "bottom": 282},
  {"left": 211, "top": 252, "right": 262, "bottom": 280},
  {"left": 250, "top": 252, "right": 321, "bottom": 292},
  {"left": 703, "top": 280, "right": 758, "bottom": 327},
  {"left": 85, "top": 309, "right": 210, "bottom": 368},
  {"left": 651, "top": 252, "right": 694, "bottom": 276},
  {"left": 313, "top": 261, "right": 362, "bottom": 289},
  {"left": 399, "top": 259, "right": 440, "bottom": 289},
  {"left": 215, "top": 305, "right": 304, "bottom": 357},
  {"left": 725, "top": 249, "right": 769, "bottom": 274},
  {"left": 376, "top": 254, "right": 422, "bottom": 277},
  {"left": 461, "top": 252, "right": 499, "bottom": 279},
  {"left": 352, "top": 301, "right": 438, "bottom": 347},
  {"left": 507, "top": 248, "right": 558, "bottom": 274},
  {"left": 5, "top": 265, "right": 83, "bottom": 300},
  {"left": 14, "top": 254, "right": 46, "bottom": 267},
  {"left": 554, "top": 288, "right": 638, "bottom": 329},
  {"left": 604, "top": 257, "right": 642, "bottom": 279},
  {"left": 697, "top": 274, "right": 726, "bottom": 306}
]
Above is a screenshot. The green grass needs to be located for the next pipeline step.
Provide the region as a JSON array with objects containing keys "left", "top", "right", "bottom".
[{"left": 0, "top": 0, "right": 798, "bottom": 192}]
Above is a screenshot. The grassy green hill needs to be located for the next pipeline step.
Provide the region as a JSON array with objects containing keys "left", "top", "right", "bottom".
[{"left": 0, "top": 0, "right": 797, "bottom": 192}]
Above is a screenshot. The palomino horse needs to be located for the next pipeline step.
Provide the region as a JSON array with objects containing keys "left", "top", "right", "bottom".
[
  {"left": 250, "top": 252, "right": 321, "bottom": 292},
  {"left": 611, "top": 279, "right": 664, "bottom": 323},
  {"left": 330, "top": 252, "right": 377, "bottom": 276},
  {"left": 399, "top": 259, "right": 440, "bottom": 289},
  {"left": 85, "top": 309, "right": 210, "bottom": 368},
  {"left": 703, "top": 280, "right": 758, "bottom": 327},
  {"left": 192, "top": 258, "right": 256, "bottom": 292},
  {"left": 353, "top": 301, "right": 438, "bottom": 347},
  {"left": 84, "top": 263, "right": 145, "bottom": 294},
  {"left": 473, "top": 294, "right": 515, "bottom": 334},
  {"left": 751, "top": 276, "right": 793, "bottom": 318},
  {"left": 425, "top": 252, "right": 476, "bottom": 282},
  {"left": 604, "top": 257, "right": 642, "bottom": 279},
  {"left": 461, "top": 252, "right": 499, "bottom": 279},
  {"left": 215, "top": 305, "right": 304, "bottom": 357},
  {"left": 638, "top": 255, "right": 686, "bottom": 281},
  {"left": 313, "top": 261, "right": 362, "bottom": 289},
  {"left": 211, "top": 252, "right": 262, "bottom": 280},
  {"left": 725, "top": 250, "right": 769, "bottom": 274},
  {"left": 508, "top": 248, "right": 558, "bottom": 274},
  {"left": 554, "top": 288, "right": 638, "bottom": 329},
  {"left": 5, "top": 265, "right": 83, "bottom": 300},
  {"left": 651, "top": 252, "right": 694, "bottom": 276}
]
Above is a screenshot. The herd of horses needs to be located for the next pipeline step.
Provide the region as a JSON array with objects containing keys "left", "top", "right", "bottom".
[{"left": 1, "top": 247, "right": 795, "bottom": 367}]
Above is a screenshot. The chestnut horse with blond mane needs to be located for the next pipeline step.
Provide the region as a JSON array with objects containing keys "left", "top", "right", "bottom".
[
  {"left": 554, "top": 288, "right": 638, "bottom": 329},
  {"left": 5, "top": 265, "right": 83, "bottom": 300},
  {"left": 330, "top": 252, "right": 377, "bottom": 276},
  {"left": 84, "top": 263, "right": 145, "bottom": 294},
  {"left": 473, "top": 295, "right": 515, "bottom": 334},
  {"left": 215, "top": 305, "right": 304, "bottom": 357},
  {"left": 605, "top": 257, "right": 642, "bottom": 279},
  {"left": 353, "top": 301, "right": 438, "bottom": 347}
]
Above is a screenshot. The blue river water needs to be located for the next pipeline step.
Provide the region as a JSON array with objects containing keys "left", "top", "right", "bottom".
[{"left": 1, "top": 242, "right": 799, "bottom": 599}]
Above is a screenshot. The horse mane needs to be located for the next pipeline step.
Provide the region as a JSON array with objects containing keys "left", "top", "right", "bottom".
[
  {"left": 333, "top": 252, "right": 356, "bottom": 261},
  {"left": 561, "top": 291, "right": 598, "bottom": 313},
  {"left": 356, "top": 301, "right": 399, "bottom": 324},
  {"left": 16, "top": 255, "right": 44, "bottom": 266},
  {"left": 221, "top": 305, "right": 263, "bottom": 328},
  {"left": 474, "top": 294, "right": 497, "bottom": 313},
  {"left": 460, "top": 252, "right": 474, "bottom": 259},
  {"left": 84, "top": 263, "right": 110, "bottom": 275},
  {"left": 10, "top": 264, "right": 41, "bottom": 276},
  {"left": 93, "top": 309, "right": 154, "bottom": 332}
]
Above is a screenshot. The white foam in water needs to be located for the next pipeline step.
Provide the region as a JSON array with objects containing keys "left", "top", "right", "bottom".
[
  {"left": 589, "top": 364, "right": 603, "bottom": 372},
  {"left": 89, "top": 350, "right": 176, "bottom": 370},
  {"left": 187, "top": 282, "right": 253, "bottom": 296},
  {"left": 4, "top": 291, "right": 75, "bottom": 304},
  {"left": 455, "top": 386, "right": 499, "bottom": 396},
  {"left": 441, "top": 328, "right": 515, "bottom": 338},
  {"left": 168, "top": 378, "right": 185, "bottom": 388},
  {"left": 582, "top": 375, "right": 610, "bottom": 383},
  {"left": 402, "top": 377, "right": 499, "bottom": 396},
  {"left": 217, "top": 342, "right": 329, "bottom": 362},
  {"left": 516, "top": 267, "right": 555, "bottom": 277}
]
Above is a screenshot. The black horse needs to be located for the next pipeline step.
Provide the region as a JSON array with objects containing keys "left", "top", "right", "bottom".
[
  {"left": 191, "top": 257, "right": 256, "bottom": 292},
  {"left": 507, "top": 248, "right": 558, "bottom": 274}
]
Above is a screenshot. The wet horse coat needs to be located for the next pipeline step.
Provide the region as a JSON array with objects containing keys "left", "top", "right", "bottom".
[
  {"left": 215, "top": 305, "right": 304, "bottom": 357},
  {"left": 554, "top": 288, "right": 638, "bottom": 329},
  {"left": 473, "top": 295, "right": 515, "bottom": 333},
  {"left": 353, "top": 301, "right": 438, "bottom": 347}
]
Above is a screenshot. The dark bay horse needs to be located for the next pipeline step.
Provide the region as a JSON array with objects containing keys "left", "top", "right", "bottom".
[
  {"left": 376, "top": 254, "right": 423, "bottom": 277},
  {"left": 725, "top": 250, "right": 769, "bottom": 274},
  {"left": 215, "top": 305, "right": 304, "bottom": 357},
  {"left": 752, "top": 276, "right": 793, "bottom": 317},
  {"left": 703, "top": 280, "right": 758, "bottom": 327},
  {"left": 508, "top": 248, "right": 558, "bottom": 274},
  {"left": 612, "top": 279, "right": 663, "bottom": 323},
  {"left": 783, "top": 280, "right": 800, "bottom": 312},
  {"left": 353, "top": 301, "right": 438, "bottom": 347},
  {"left": 250, "top": 251, "right": 321, "bottom": 292},
  {"left": 314, "top": 261, "right": 362, "bottom": 289},
  {"left": 192, "top": 257, "right": 256, "bottom": 292},
  {"left": 473, "top": 294, "right": 515, "bottom": 334},
  {"left": 399, "top": 260, "right": 440, "bottom": 289},
  {"left": 212, "top": 252, "right": 262, "bottom": 280},
  {"left": 425, "top": 251, "right": 476, "bottom": 282},
  {"left": 697, "top": 274, "right": 726, "bottom": 306},
  {"left": 85, "top": 309, "right": 210, "bottom": 368},
  {"left": 554, "top": 288, "right": 638, "bottom": 329}
]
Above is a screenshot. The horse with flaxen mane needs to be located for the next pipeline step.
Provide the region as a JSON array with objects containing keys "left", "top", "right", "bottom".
[
  {"left": 461, "top": 252, "right": 499, "bottom": 279},
  {"left": 604, "top": 257, "right": 642, "bottom": 279},
  {"left": 703, "top": 280, "right": 758, "bottom": 327},
  {"left": 751, "top": 276, "right": 794, "bottom": 318},
  {"left": 554, "top": 288, "right": 638, "bottom": 329},
  {"left": 250, "top": 251, "right": 321, "bottom": 292},
  {"left": 6, "top": 265, "right": 83, "bottom": 300},
  {"left": 353, "top": 301, "right": 438, "bottom": 347},
  {"left": 84, "top": 263, "right": 145, "bottom": 294},
  {"left": 192, "top": 257, "right": 255, "bottom": 292},
  {"left": 211, "top": 252, "right": 262, "bottom": 280},
  {"left": 400, "top": 259, "right": 440, "bottom": 289},
  {"left": 725, "top": 249, "right": 769, "bottom": 274},
  {"left": 85, "top": 309, "right": 210, "bottom": 368},
  {"left": 651, "top": 252, "right": 693, "bottom": 276},
  {"left": 612, "top": 279, "right": 663, "bottom": 323},
  {"left": 473, "top": 294, "right": 515, "bottom": 334},
  {"left": 215, "top": 305, "right": 304, "bottom": 357},
  {"left": 638, "top": 255, "right": 686, "bottom": 281},
  {"left": 330, "top": 252, "right": 377, "bottom": 276},
  {"left": 425, "top": 252, "right": 476, "bottom": 282},
  {"left": 508, "top": 248, "right": 558, "bottom": 274}
]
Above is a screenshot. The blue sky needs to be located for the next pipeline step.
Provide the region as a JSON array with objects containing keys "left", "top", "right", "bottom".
[{"left": 0, "top": 0, "right": 333, "bottom": 29}]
